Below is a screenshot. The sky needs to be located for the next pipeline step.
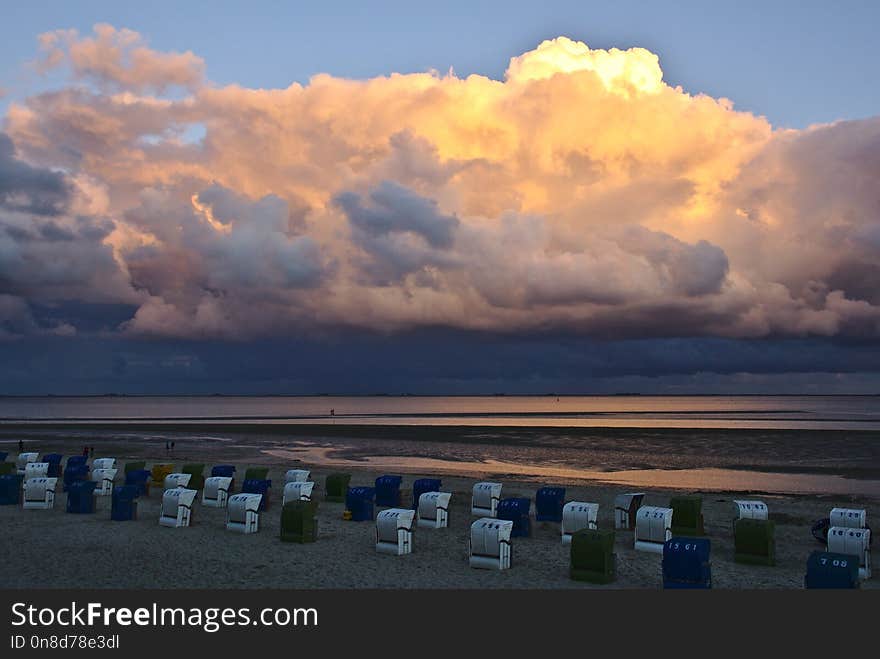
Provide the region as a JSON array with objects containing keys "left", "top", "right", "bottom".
[{"left": 0, "top": 1, "right": 879, "bottom": 394}]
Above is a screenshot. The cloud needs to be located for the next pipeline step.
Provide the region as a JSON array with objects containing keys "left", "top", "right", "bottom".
[{"left": 2, "top": 30, "right": 879, "bottom": 342}]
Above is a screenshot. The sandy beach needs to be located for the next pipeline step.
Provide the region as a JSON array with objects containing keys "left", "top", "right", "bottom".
[{"left": 1, "top": 426, "right": 877, "bottom": 589}]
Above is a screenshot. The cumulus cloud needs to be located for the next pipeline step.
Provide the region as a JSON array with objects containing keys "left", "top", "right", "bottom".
[{"left": 2, "top": 29, "right": 879, "bottom": 340}]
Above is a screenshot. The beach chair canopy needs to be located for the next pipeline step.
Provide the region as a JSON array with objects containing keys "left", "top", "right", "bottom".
[
  {"left": 469, "top": 518, "right": 513, "bottom": 570},
  {"left": 662, "top": 537, "right": 712, "bottom": 589},
  {"left": 670, "top": 496, "right": 705, "bottom": 536},
  {"left": 827, "top": 527, "right": 871, "bottom": 579},
  {"left": 226, "top": 493, "right": 262, "bottom": 534},
  {"left": 376, "top": 508, "right": 415, "bottom": 555},
  {"left": 535, "top": 486, "right": 566, "bottom": 522},
  {"left": 91, "top": 458, "right": 116, "bottom": 471},
  {"left": 163, "top": 472, "right": 192, "bottom": 490},
  {"left": 281, "top": 500, "right": 319, "bottom": 543},
  {"left": 325, "top": 473, "right": 352, "bottom": 501},
  {"left": 16, "top": 453, "right": 39, "bottom": 472},
  {"left": 62, "top": 464, "right": 90, "bottom": 492},
  {"left": 417, "top": 491, "right": 451, "bottom": 529},
  {"left": 733, "top": 500, "right": 768, "bottom": 522},
  {"left": 497, "top": 497, "right": 531, "bottom": 538},
  {"left": 345, "top": 486, "right": 375, "bottom": 522},
  {"left": 614, "top": 492, "right": 645, "bottom": 530},
  {"left": 124, "top": 460, "right": 146, "bottom": 474},
  {"left": 634, "top": 506, "right": 673, "bottom": 553},
  {"left": 244, "top": 467, "right": 269, "bottom": 481},
  {"left": 43, "top": 454, "right": 63, "bottom": 476},
  {"left": 375, "top": 475, "right": 403, "bottom": 508},
  {"left": 570, "top": 528, "right": 615, "bottom": 584},
  {"left": 151, "top": 464, "right": 175, "bottom": 487},
  {"left": 562, "top": 502, "right": 599, "bottom": 544},
  {"left": 830, "top": 508, "right": 866, "bottom": 529},
  {"left": 211, "top": 464, "right": 236, "bottom": 478},
  {"left": 67, "top": 455, "right": 88, "bottom": 468},
  {"left": 412, "top": 478, "right": 441, "bottom": 509},
  {"left": 124, "top": 469, "right": 151, "bottom": 497},
  {"left": 805, "top": 551, "right": 860, "bottom": 589},
  {"left": 285, "top": 469, "right": 310, "bottom": 484},
  {"left": 91, "top": 468, "right": 118, "bottom": 496},
  {"left": 282, "top": 481, "right": 315, "bottom": 505},
  {"left": 181, "top": 464, "right": 206, "bottom": 490},
  {"left": 25, "top": 462, "right": 49, "bottom": 479},
  {"left": 471, "top": 482, "right": 503, "bottom": 517}
]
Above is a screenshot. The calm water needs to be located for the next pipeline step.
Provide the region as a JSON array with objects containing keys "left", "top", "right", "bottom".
[{"left": 0, "top": 395, "right": 878, "bottom": 430}]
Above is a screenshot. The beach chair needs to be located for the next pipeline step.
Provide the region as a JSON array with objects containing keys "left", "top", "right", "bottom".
[
  {"left": 374, "top": 475, "right": 402, "bottom": 508},
  {"left": 282, "top": 481, "right": 315, "bottom": 505},
  {"left": 163, "top": 473, "right": 192, "bottom": 490},
  {"left": 830, "top": 508, "right": 867, "bottom": 529},
  {"left": 202, "top": 476, "right": 233, "bottom": 508},
  {"left": 111, "top": 485, "right": 139, "bottom": 521},
  {"left": 570, "top": 528, "right": 616, "bottom": 583},
  {"left": 345, "top": 486, "right": 375, "bottom": 521},
  {"left": 281, "top": 501, "right": 319, "bottom": 543},
  {"left": 285, "top": 469, "right": 311, "bottom": 484},
  {"left": 16, "top": 452, "right": 39, "bottom": 474},
  {"left": 497, "top": 498, "right": 531, "bottom": 537},
  {"left": 150, "top": 464, "right": 175, "bottom": 489},
  {"left": 244, "top": 467, "right": 269, "bottom": 481},
  {"left": 66, "top": 481, "right": 97, "bottom": 514},
  {"left": 0, "top": 463, "right": 15, "bottom": 476},
  {"left": 325, "top": 473, "right": 351, "bottom": 502},
  {"left": 0, "top": 474, "right": 24, "bottom": 505},
  {"left": 22, "top": 477, "right": 57, "bottom": 510},
  {"left": 124, "top": 461, "right": 146, "bottom": 475},
  {"left": 125, "top": 469, "right": 151, "bottom": 497},
  {"left": 43, "top": 454, "right": 64, "bottom": 477},
  {"left": 469, "top": 518, "right": 513, "bottom": 570},
  {"left": 417, "top": 491, "right": 451, "bottom": 529},
  {"left": 562, "top": 502, "right": 599, "bottom": 544},
  {"left": 634, "top": 506, "right": 673, "bottom": 553},
  {"left": 241, "top": 479, "right": 272, "bottom": 510},
  {"left": 662, "top": 537, "right": 712, "bottom": 589},
  {"left": 804, "top": 551, "right": 860, "bottom": 589},
  {"left": 670, "top": 496, "right": 705, "bottom": 536},
  {"left": 181, "top": 463, "right": 206, "bottom": 491},
  {"left": 91, "top": 468, "right": 118, "bottom": 496},
  {"left": 376, "top": 508, "right": 415, "bottom": 555},
  {"left": 827, "top": 527, "right": 871, "bottom": 579},
  {"left": 734, "top": 518, "right": 776, "bottom": 566},
  {"left": 62, "top": 464, "right": 90, "bottom": 492},
  {"left": 535, "top": 486, "right": 566, "bottom": 523},
  {"left": 226, "top": 493, "right": 262, "bottom": 534},
  {"left": 159, "top": 487, "right": 197, "bottom": 528},
  {"left": 614, "top": 492, "right": 645, "bottom": 530},
  {"left": 24, "top": 462, "right": 49, "bottom": 479},
  {"left": 412, "top": 478, "right": 441, "bottom": 510},
  {"left": 471, "top": 482, "right": 502, "bottom": 517},
  {"left": 91, "top": 458, "right": 116, "bottom": 471},
  {"left": 67, "top": 455, "right": 88, "bottom": 470}
]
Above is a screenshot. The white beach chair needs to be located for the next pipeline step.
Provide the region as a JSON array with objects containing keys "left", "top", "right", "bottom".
[
  {"left": 827, "top": 527, "right": 871, "bottom": 580},
  {"left": 91, "top": 458, "right": 116, "bottom": 471},
  {"left": 16, "top": 453, "right": 39, "bottom": 474},
  {"left": 733, "top": 500, "right": 768, "bottom": 521},
  {"left": 22, "top": 477, "right": 57, "bottom": 510},
  {"left": 376, "top": 508, "right": 415, "bottom": 555},
  {"left": 634, "top": 506, "right": 673, "bottom": 554},
  {"left": 469, "top": 518, "right": 513, "bottom": 570},
  {"left": 285, "top": 469, "right": 311, "bottom": 484},
  {"left": 830, "top": 508, "right": 866, "bottom": 529},
  {"left": 417, "top": 491, "right": 451, "bottom": 529},
  {"left": 159, "top": 487, "right": 197, "bottom": 528},
  {"left": 163, "top": 473, "right": 192, "bottom": 490},
  {"left": 226, "top": 493, "right": 262, "bottom": 534},
  {"left": 91, "top": 468, "right": 118, "bottom": 496},
  {"left": 202, "top": 476, "right": 233, "bottom": 508},
  {"left": 24, "top": 462, "right": 49, "bottom": 479},
  {"left": 561, "top": 502, "right": 599, "bottom": 544},
  {"left": 282, "top": 481, "right": 315, "bottom": 505},
  {"left": 471, "top": 482, "right": 502, "bottom": 517}
]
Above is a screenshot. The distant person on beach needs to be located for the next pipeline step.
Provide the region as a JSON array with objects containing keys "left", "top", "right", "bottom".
[
  {"left": 165, "top": 441, "right": 170, "bottom": 454},
  {"left": 330, "top": 408, "right": 335, "bottom": 416},
  {"left": 18, "top": 439, "right": 23, "bottom": 452},
  {"left": 171, "top": 441, "right": 175, "bottom": 453},
  {"left": 82, "top": 446, "right": 89, "bottom": 458}
]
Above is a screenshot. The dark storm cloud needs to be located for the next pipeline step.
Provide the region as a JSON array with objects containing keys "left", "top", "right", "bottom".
[{"left": 0, "top": 133, "right": 69, "bottom": 216}]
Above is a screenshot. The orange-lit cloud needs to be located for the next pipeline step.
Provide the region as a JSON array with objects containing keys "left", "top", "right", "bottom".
[{"left": 2, "top": 26, "right": 879, "bottom": 340}]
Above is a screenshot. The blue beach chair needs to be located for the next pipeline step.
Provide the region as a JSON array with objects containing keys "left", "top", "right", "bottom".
[{"left": 662, "top": 537, "right": 712, "bottom": 589}]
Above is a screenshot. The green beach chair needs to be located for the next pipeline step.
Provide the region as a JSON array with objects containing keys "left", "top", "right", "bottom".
[
  {"left": 124, "top": 461, "right": 146, "bottom": 475},
  {"left": 0, "top": 463, "right": 15, "bottom": 476},
  {"left": 324, "top": 473, "right": 351, "bottom": 502},
  {"left": 181, "top": 463, "right": 205, "bottom": 490},
  {"left": 150, "top": 463, "right": 175, "bottom": 488},
  {"left": 734, "top": 518, "right": 776, "bottom": 566},
  {"left": 670, "top": 496, "right": 705, "bottom": 536},
  {"left": 280, "top": 501, "right": 319, "bottom": 543},
  {"left": 244, "top": 467, "right": 270, "bottom": 481},
  {"left": 570, "top": 528, "right": 616, "bottom": 584}
]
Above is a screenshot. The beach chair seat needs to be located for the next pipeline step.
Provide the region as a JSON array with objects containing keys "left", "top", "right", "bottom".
[
  {"left": 241, "top": 479, "right": 272, "bottom": 510},
  {"left": 91, "top": 458, "right": 116, "bottom": 471},
  {"left": 90, "top": 468, "right": 118, "bottom": 496},
  {"left": 163, "top": 473, "right": 192, "bottom": 490},
  {"left": 244, "top": 467, "right": 269, "bottom": 481},
  {"left": 663, "top": 537, "right": 712, "bottom": 589},
  {"left": 285, "top": 469, "right": 311, "bottom": 484},
  {"left": 181, "top": 463, "right": 206, "bottom": 491},
  {"left": 0, "top": 474, "right": 24, "bottom": 505},
  {"left": 412, "top": 478, "right": 441, "bottom": 509},
  {"left": 417, "top": 491, "right": 451, "bottom": 529},
  {"left": 497, "top": 497, "right": 531, "bottom": 537},
  {"left": 374, "top": 475, "right": 403, "bottom": 508},
  {"left": 670, "top": 496, "right": 705, "bottom": 536},
  {"left": 16, "top": 452, "right": 39, "bottom": 474},
  {"left": 0, "top": 463, "right": 15, "bottom": 476},
  {"left": 376, "top": 508, "right": 415, "bottom": 555},
  {"left": 281, "top": 501, "right": 319, "bottom": 543},
  {"left": 42, "top": 454, "right": 64, "bottom": 477},
  {"left": 734, "top": 518, "right": 776, "bottom": 566},
  {"left": 345, "top": 486, "right": 375, "bottom": 521},
  {"left": 202, "top": 476, "right": 233, "bottom": 508},
  {"left": 226, "top": 493, "right": 262, "bottom": 534},
  {"left": 830, "top": 508, "right": 867, "bottom": 529},
  {"left": 804, "top": 551, "right": 860, "bottom": 589},
  {"left": 570, "top": 528, "right": 616, "bottom": 583},
  {"left": 111, "top": 485, "right": 139, "bottom": 521},
  {"left": 614, "top": 492, "right": 645, "bottom": 530},
  {"left": 150, "top": 464, "right": 175, "bottom": 489},
  {"left": 471, "top": 482, "right": 502, "bottom": 517},
  {"left": 124, "top": 461, "right": 146, "bottom": 475},
  {"left": 325, "top": 473, "right": 352, "bottom": 502},
  {"left": 24, "top": 462, "right": 49, "bottom": 479},
  {"left": 22, "top": 477, "right": 57, "bottom": 510},
  {"left": 282, "top": 481, "right": 315, "bottom": 505},
  {"left": 62, "top": 465, "right": 90, "bottom": 492},
  {"left": 159, "top": 487, "right": 197, "bottom": 527},
  {"left": 634, "top": 506, "right": 673, "bottom": 553},
  {"left": 124, "top": 469, "right": 151, "bottom": 497},
  {"left": 469, "top": 518, "right": 513, "bottom": 570},
  {"left": 827, "top": 527, "right": 871, "bottom": 579},
  {"left": 562, "top": 502, "right": 599, "bottom": 544},
  {"left": 535, "top": 486, "right": 566, "bottom": 523},
  {"left": 66, "top": 481, "right": 97, "bottom": 514}
]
